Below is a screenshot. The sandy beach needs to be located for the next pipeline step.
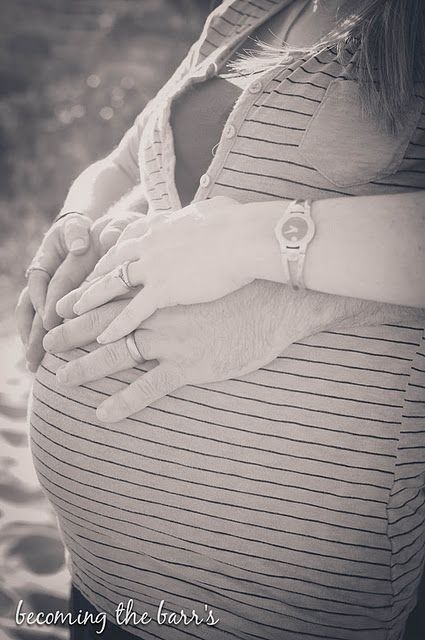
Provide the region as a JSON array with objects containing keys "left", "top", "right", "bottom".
[{"left": 0, "top": 304, "right": 70, "bottom": 640}]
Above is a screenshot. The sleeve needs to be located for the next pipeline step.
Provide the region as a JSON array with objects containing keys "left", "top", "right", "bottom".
[{"left": 109, "top": 116, "right": 147, "bottom": 185}]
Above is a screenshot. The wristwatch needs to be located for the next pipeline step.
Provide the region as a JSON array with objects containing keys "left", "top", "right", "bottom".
[{"left": 274, "top": 199, "right": 315, "bottom": 290}]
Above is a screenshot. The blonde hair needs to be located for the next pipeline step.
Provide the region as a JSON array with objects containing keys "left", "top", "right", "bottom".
[{"left": 231, "top": 0, "right": 425, "bottom": 133}]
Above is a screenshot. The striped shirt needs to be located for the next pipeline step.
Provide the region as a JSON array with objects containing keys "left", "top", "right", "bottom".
[{"left": 30, "top": 1, "right": 425, "bottom": 639}]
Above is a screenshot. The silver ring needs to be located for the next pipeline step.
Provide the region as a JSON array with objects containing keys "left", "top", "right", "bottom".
[
  {"left": 125, "top": 333, "right": 144, "bottom": 363},
  {"left": 25, "top": 265, "right": 51, "bottom": 279},
  {"left": 115, "top": 260, "right": 135, "bottom": 289}
]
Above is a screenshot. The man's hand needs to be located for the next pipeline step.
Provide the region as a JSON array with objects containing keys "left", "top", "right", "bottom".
[
  {"left": 16, "top": 213, "right": 91, "bottom": 370},
  {"left": 43, "top": 280, "right": 349, "bottom": 422},
  {"left": 42, "top": 274, "right": 425, "bottom": 420}
]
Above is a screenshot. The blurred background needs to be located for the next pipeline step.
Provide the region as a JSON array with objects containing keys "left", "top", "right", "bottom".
[{"left": 0, "top": 2, "right": 210, "bottom": 638}]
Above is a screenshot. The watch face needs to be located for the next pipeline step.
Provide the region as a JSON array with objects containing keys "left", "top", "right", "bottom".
[{"left": 280, "top": 216, "right": 308, "bottom": 244}]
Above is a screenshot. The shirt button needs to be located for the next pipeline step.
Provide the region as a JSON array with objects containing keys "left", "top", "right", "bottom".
[
  {"left": 224, "top": 124, "right": 236, "bottom": 139},
  {"left": 199, "top": 173, "right": 211, "bottom": 188},
  {"left": 249, "top": 79, "right": 263, "bottom": 94}
]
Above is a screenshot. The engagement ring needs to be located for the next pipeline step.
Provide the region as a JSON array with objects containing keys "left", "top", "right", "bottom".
[{"left": 115, "top": 260, "right": 135, "bottom": 289}]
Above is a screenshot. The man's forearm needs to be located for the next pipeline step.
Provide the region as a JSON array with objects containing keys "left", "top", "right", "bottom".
[
  {"left": 332, "top": 296, "right": 425, "bottom": 330},
  {"left": 59, "top": 157, "right": 137, "bottom": 221},
  {"left": 273, "top": 285, "right": 425, "bottom": 348}
]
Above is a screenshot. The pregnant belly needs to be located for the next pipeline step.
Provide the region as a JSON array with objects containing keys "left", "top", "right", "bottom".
[{"left": 28, "top": 335, "right": 415, "bottom": 640}]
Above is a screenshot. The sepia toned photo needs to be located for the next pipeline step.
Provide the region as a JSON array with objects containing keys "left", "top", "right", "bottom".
[{"left": 0, "top": 1, "right": 424, "bottom": 638}]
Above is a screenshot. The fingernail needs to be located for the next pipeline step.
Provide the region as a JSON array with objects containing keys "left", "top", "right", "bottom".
[
  {"left": 97, "top": 331, "right": 114, "bottom": 344},
  {"left": 73, "top": 302, "right": 81, "bottom": 315},
  {"left": 56, "top": 299, "right": 66, "bottom": 316},
  {"left": 26, "top": 362, "right": 38, "bottom": 373},
  {"left": 43, "top": 333, "right": 54, "bottom": 352},
  {"left": 70, "top": 239, "right": 87, "bottom": 252}
]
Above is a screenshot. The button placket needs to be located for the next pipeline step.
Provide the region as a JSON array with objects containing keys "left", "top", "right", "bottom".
[
  {"left": 192, "top": 64, "right": 282, "bottom": 203},
  {"left": 158, "top": 1, "right": 297, "bottom": 208}
]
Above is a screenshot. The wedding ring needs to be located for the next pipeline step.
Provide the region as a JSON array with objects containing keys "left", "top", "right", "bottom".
[
  {"left": 25, "top": 265, "right": 51, "bottom": 279},
  {"left": 115, "top": 260, "right": 135, "bottom": 289},
  {"left": 125, "top": 333, "right": 144, "bottom": 363}
]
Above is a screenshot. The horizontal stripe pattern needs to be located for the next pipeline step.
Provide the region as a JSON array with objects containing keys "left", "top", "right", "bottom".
[
  {"left": 29, "top": 1, "right": 425, "bottom": 639},
  {"left": 31, "top": 320, "right": 425, "bottom": 639}
]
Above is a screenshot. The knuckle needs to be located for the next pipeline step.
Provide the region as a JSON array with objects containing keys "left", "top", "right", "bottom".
[
  {"left": 138, "top": 375, "right": 157, "bottom": 397},
  {"left": 65, "top": 218, "right": 79, "bottom": 230},
  {"left": 66, "top": 215, "right": 88, "bottom": 230},
  {"left": 64, "top": 219, "right": 86, "bottom": 240},
  {"left": 155, "top": 368, "right": 171, "bottom": 389},
  {"left": 104, "top": 343, "right": 124, "bottom": 369},
  {"left": 88, "top": 308, "right": 101, "bottom": 332}
]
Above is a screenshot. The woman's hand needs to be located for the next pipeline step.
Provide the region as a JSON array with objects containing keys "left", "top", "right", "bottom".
[
  {"left": 21, "top": 213, "right": 92, "bottom": 317},
  {"left": 16, "top": 210, "right": 144, "bottom": 371},
  {"left": 68, "top": 196, "right": 285, "bottom": 344},
  {"left": 16, "top": 213, "right": 91, "bottom": 370},
  {"left": 42, "top": 211, "right": 144, "bottom": 329}
]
